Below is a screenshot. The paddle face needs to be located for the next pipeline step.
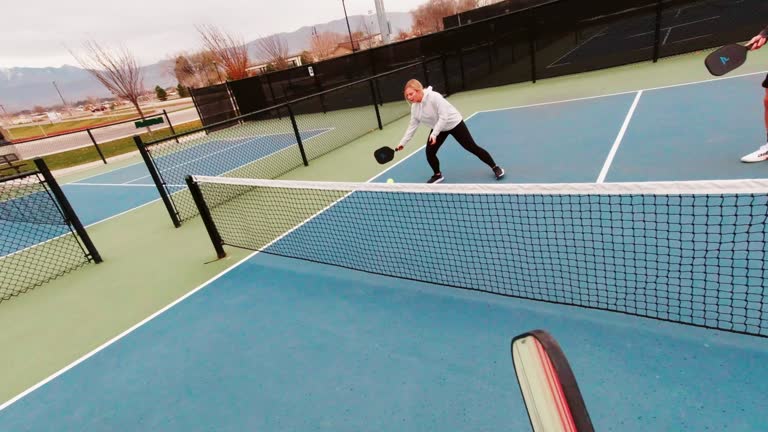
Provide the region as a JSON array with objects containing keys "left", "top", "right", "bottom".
[
  {"left": 705, "top": 44, "right": 748, "bottom": 76},
  {"left": 511, "top": 330, "right": 594, "bottom": 432},
  {"left": 374, "top": 146, "right": 396, "bottom": 164}
]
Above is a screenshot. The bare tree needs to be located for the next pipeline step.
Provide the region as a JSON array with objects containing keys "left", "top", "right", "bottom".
[
  {"left": 172, "top": 54, "right": 197, "bottom": 87},
  {"left": 196, "top": 25, "right": 250, "bottom": 81},
  {"left": 310, "top": 31, "right": 343, "bottom": 61},
  {"left": 70, "top": 41, "right": 150, "bottom": 127},
  {"left": 255, "top": 34, "right": 290, "bottom": 70},
  {"left": 410, "top": 0, "right": 500, "bottom": 35}
]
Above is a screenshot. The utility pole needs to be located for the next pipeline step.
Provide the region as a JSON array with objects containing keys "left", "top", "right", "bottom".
[
  {"left": 374, "top": 0, "right": 391, "bottom": 44},
  {"left": 52, "top": 81, "right": 72, "bottom": 116},
  {"left": 341, "top": 0, "right": 356, "bottom": 52}
]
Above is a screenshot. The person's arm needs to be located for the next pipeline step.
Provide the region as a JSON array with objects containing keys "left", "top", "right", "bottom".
[
  {"left": 397, "top": 112, "right": 419, "bottom": 150},
  {"left": 429, "top": 93, "right": 452, "bottom": 141}
]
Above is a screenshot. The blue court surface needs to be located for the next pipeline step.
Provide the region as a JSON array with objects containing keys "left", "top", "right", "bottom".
[
  {"left": 377, "top": 72, "right": 768, "bottom": 184},
  {"left": 2, "top": 129, "right": 329, "bottom": 257},
  {"left": 3, "top": 72, "right": 768, "bottom": 430}
]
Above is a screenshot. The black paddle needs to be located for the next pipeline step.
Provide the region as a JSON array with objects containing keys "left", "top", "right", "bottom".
[
  {"left": 374, "top": 146, "right": 401, "bottom": 164},
  {"left": 705, "top": 42, "right": 754, "bottom": 76}
]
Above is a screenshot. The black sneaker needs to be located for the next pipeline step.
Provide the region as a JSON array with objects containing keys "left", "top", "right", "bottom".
[
  {"left": 427, "top": 174, "right": 444, "bottom": 184},
  {"left": 493, "top": 166, "right": 505, "bottom": 180}
]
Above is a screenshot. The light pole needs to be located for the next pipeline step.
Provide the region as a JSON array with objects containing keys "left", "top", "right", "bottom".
[
  {"left": 341, "top": 0, "right": 356, "bottom": 52},
  {"left": 52, "top": 81, "right": 72, "bottom": 116}
]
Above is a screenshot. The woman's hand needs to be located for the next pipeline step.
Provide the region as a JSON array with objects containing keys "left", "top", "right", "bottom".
[
  {"left": 748, "top": 34, "right": 767, "bottom": 50},
  {"left": 395, "top": 145, "right": 404, "bottom": 151},
  {"left": 428, "top": 136, "right": 437, "bottom": 145}
]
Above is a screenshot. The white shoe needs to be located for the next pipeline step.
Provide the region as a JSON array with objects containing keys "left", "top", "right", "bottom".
[{"left": 741, "top": 143, "right": 768, "bottom": 162}]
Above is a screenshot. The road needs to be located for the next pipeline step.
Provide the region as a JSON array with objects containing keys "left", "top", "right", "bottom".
[{"left": 4, "top": 108, "right": 200, "bottom": 160}]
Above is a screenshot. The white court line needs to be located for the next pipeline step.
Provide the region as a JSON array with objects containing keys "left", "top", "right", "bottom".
[
  {"left": 66, "top": 183, "right": 158, "bottom": 188},
  {"left": 0, "top": 122, "right": 427, "bottom": 412},
  {"left": 596, "top": 91, "right": 643, "bottom": 183},
  {"left": 474, "top": 69, "right": 768, "bottom": 115},
  {"left": 2, "top": 67, "right": 767, "bottom": 411},
  {"left": 123, "top": 128, "right": 334, "bottom": 185}
]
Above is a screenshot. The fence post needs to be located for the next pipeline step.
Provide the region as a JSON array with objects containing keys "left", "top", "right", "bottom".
[
  {"left": 421, "top": 58, "right": 430, "bottom": 84},
  {"left": 369, "top": 79, "right": 383, "bottom": 130},
  {"left": 286, "top": 103, "right": 309, "bottom": 166},
  {"left": 458, "top": 49, "right": 466, "bottom": 90},
  {"left": 162, "top": 109, "right": 178, "bottom": 143},
  {"left": 34, "top": 158, "right": 102, "bottom": 263},
  {"left": 134, "top": 136, "right": 181, "bottom": 228},
  {"left": 653, "top": 0, "right": 663, "bottom": 63},
  {"left": 186, "top": 175, "right": 226, "bottom": 259},
  {"left": 86, "top": 129, "right": 107, "bottom": 164}
]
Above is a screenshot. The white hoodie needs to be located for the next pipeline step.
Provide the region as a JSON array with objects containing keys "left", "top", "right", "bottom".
[{"left": 398, "top": 86, "right": 463, "bottom": 148}]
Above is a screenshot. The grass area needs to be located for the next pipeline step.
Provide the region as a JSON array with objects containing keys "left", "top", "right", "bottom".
[{"left": 9, "top": 120, "right": 202, "bottom": 173}]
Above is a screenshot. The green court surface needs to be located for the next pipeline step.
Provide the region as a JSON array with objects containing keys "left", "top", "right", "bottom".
[{"left": 2, "top": 47, "right": 768, "bottom": 420}]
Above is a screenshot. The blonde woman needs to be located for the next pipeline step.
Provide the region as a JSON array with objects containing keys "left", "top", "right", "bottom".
[{"left": 395, "top": 79, "right": 504, "bottom": 183}]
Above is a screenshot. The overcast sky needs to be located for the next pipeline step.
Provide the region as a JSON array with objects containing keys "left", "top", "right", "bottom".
[{"left": 0, "top": 0, "right": 426, "bottom": 68}]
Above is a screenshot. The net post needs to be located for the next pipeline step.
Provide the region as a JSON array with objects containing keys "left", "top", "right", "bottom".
[
  {"left": 86, "top": 129, "right": 107, "bottom": 164},
  {"left": 162, "top": 109, "right": 178, "bottom": 142},
  {"left": 652, "top": 0, "right": 663, "bottom": 63},
  {"left": 185, "top": 175, "right": 226, "bottom": 259},
  {"left": 369, "top": 79, "right": 383, "bottom": 130},
  {"left": 134, "top": 135, "right": 182, "bottom": 228},
  {"left": 286, "top": 103, "right": 309, "bottom": 166},
  {"left": 33, "top": 158, "right": 102, "bottom": 264}
]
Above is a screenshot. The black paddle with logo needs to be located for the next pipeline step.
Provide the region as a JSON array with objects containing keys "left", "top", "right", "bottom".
[{"left": 705, "top": 43, "right": 754, "bottom": 76}]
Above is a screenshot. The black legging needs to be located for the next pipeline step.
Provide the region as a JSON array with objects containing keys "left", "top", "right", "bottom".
[{"left": 426, "top": 120, "right": 496, "bottom": 174}]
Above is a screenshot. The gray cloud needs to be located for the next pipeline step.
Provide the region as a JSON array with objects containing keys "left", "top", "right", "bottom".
[{"left": 1, "top": 0, "right": 423, "bottom": 68}]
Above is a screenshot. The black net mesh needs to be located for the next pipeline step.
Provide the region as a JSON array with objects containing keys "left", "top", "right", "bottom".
[
  {"left": 142, "top": 63, "right": 433, "bottom": 224},
  {"left": 1, "top": 171, "right": 93, "bottom": 300},
  {"left": 191, "top": 177, "right": 768, "bottom": 338}
]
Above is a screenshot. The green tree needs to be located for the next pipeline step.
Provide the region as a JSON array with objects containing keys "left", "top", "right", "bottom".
[
  {"left": 155, "top": 85, "right": 168, "bottom": 101},
  {"left": 177, "top": 83, "right": 189, "bottom": 98}
]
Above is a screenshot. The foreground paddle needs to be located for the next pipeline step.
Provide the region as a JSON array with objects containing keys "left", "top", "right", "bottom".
[
  {"left": 511, "top": 330, "right": 594, "bottom": 432},
  {"left": 705, "top": 43, "right": 752, "bottom": 76}
]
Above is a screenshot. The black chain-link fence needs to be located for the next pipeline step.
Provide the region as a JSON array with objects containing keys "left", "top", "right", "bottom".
[
  {"left": 0, "top": 159, "right": 101, "bottom": 301},
  {"left": 0, "top": 109, "right": 184, "bottom": 169},
  {"left": 137, "top": 61, "right": 431, "bottom": 226},
  {"left": 192, "top": 0, "right": 767, "bottom": 126}
]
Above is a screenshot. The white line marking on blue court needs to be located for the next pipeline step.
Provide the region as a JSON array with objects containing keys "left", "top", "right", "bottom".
[
  {"left": 475, "top": 69, "right": 768, "bottom": 115},
  {"left": 597, "top": 90, "right": 643, "bottom": 183},
  {"left": 66, "top": 183, "right": 158, "bottom": 187},
  {"left": 0, "top": 130, "right": 394, "bottom": 412},
  {"left": 123, "top": 128, "right": 334, "bottom": 185}
]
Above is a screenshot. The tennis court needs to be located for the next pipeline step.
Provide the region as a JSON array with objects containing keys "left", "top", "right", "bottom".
[
  {"left": 1, "top": 127, "right": 333, "bottom": 256},
  {"left": 2, "top": 54, "right": 768, "bottom": 431}
]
